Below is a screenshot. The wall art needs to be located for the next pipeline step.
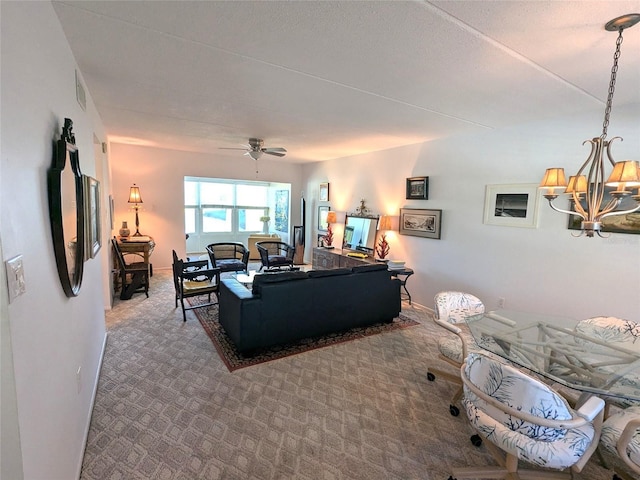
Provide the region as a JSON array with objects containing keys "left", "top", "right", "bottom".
[
  {"left": 483, "top": 184, "right": 539, "bottom": 228},
  {"left": 399, "top": 208, "right": 441, "bottom": 239}
]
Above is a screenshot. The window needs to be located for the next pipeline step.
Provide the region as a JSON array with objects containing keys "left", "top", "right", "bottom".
[{"left": 184, "top": 178, "right": 287, "bottom": 240}]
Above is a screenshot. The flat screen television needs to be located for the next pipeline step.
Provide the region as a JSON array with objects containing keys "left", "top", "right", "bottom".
[{"left": 342, "top": 215, "right": 379, "bottom": 255}]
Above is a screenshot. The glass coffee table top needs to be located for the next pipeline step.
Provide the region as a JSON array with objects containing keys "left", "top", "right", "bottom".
[{"left": 234, "top": 270, "right": 258, "bottom": 287}]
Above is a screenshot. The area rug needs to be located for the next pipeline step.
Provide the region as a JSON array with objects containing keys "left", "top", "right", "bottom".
[{"left": 189, "top": 300, "right": 419, "bottom": 371}]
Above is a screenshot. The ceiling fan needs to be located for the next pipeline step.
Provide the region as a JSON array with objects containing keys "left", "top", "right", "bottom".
[{"left": 219, "top": 138, "right": 287, "bottom": 160}]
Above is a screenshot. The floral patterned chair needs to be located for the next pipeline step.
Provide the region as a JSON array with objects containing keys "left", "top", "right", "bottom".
[
  {"left": 450, "top": 352, "right": 605, "bottom": 480},
  {"left": 427, "top": 291, "right": 485, "bottom": 416},
  {"left": 601, "top": 405, "right": 640, "bottom": 480}
]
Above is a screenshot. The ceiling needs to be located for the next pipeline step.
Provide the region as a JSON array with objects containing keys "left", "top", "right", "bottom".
[{"left": 52, "top": 1, "right": 640, "bottom": 163}]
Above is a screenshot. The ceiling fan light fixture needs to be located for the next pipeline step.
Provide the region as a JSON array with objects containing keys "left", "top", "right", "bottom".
[{"left": 248, "top": 150, "right": 263, "bottom": 161}]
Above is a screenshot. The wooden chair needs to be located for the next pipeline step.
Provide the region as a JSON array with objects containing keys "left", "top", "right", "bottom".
[
  {"left": 256, "top": 241, "right": 295, "bottom": 271},
  {"left": 451, "top": 352, "right": 605, "bottom": 480},
  {"left": 427, "top": 291, "right": 484, "bottom": 416},
  {"left": 112, "top": 237, "right": 149, "bottom": 300},
  {"left": 172, "top": 250, "right": 220, "bottom": 322}
]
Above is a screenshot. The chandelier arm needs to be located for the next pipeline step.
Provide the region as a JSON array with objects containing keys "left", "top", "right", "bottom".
[
  {"left": 600, "top": 202, "right": 640, "bottom": 220},
  {"left": 606, "top": 136, "right": 622, "bottom": 167},
  {"left": 546, "top": 198, "right": 586, "bottom": 219}
]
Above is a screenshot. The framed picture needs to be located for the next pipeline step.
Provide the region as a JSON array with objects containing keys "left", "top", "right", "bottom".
[
  {"left": 109, "top": 194, "right": 115, "bottom": 230},
  {"left": 319, "top": 182, "right": 330, "bottom": 202},
  {"left": 568, "top": 191, "right": 640, "bottom": 235},
  {"left": 318, "top": 206, "right": 330, "bottom": 232},
  {"left": 399, "top": 208, "right": 442, "bottom": 239},
  {"left": 406, "top": 176, "right": 429, "bottom": 200},
  {"left": 83, "top": 175, "right": 101, "bottom": 259},
  {"left": 483, "top": 184, "right": 540, "bottom": 228}
]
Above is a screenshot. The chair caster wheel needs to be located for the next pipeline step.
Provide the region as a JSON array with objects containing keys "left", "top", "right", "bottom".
[
  {"left": 427, "top": 372, "right": 436, "bottom": 381},
  {"left": 449, "top": 405, "right": 460, "bottom": 416},
  {"left": 470, "top": 434, "right": 482, "bottom": 447}
]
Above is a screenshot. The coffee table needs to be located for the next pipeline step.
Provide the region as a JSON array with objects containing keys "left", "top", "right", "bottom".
[{"left": 234, "top": 270, "right": 258, "bottom": 288}]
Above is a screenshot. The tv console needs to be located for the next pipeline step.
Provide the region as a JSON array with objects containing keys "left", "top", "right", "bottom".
[{"left": 312, "top": 247, "right": 376, "bottom": 270}]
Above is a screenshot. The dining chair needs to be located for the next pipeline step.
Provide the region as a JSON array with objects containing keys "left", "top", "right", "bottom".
[
  {"left": 450, "top": 352, "right": 606, "bottom": 480},
  {"left": 172, "top": 250, "right": 221, "bottom": 322},
  {"left": 427, "top": 291, "right": 484, "bottom": 416},
  {"left": 600, "top": 405, "right": 640, "bottom": 480},
  {"left": 112, "top": 237, "right": 149, "bottom": 300},
  {"left": 574, "top": 316, "right": 640, "bottom": 409}
]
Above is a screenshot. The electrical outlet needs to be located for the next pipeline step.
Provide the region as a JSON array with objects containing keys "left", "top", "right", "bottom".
[
  {"left": 497, "top": 297, "right": 505, "bottom": 309},
  {"left": 5, "top": 255, "right": 26, "bottom": 303}
]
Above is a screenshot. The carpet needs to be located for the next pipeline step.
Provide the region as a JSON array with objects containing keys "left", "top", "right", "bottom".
[{"left": 189, "top": 299, "right": 419, "bottom": 371}]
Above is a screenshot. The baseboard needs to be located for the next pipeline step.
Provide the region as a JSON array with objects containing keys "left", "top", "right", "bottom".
[{"left": 75, "top": 331, "right": 108, "bottom": 480}]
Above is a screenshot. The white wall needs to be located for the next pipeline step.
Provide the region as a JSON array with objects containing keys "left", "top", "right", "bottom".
[
  {"left": 109, "top": 144, "right": 304, "bottom": 269},
  {"left": 302, "top": 104, "right": 640, "bottom": 321},
  {"left": 1, "top": 3, "right": 109, "bottom": 478}
]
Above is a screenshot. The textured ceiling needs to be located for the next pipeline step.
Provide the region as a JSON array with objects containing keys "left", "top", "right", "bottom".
[{"left": 53, "top": 1, "right": 640, "bottom": 163}]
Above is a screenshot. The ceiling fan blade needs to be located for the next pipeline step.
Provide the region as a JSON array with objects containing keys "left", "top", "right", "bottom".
[
  {"left": 264, "top": 147, "right": 286, "bottom": 153},
  {"left": 264, "top": 150, "right": 286, "bottom": 157}
]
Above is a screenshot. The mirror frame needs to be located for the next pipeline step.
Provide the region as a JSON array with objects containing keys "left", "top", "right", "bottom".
[
  {"left": 47, "top": 118, "right": 85, "bottom": 297},
  {"left": 342, "top": 213, "right": 379, "bottom": 254}
]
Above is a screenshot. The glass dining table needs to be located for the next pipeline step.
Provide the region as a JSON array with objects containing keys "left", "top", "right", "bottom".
[{"left": 464, "top": 309, "right": 640, "bottom": 403}]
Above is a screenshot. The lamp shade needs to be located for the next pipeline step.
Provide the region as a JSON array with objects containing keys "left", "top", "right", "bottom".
[
  {"left": 378, "top": 215, "right": 392, "bottom": 231},
  {"left": 128, "top": 184, "right": 143, "bottom": 204},
  {"left": 565, "top": 175, "right": 587, "bottom": 194},
  {"left": 606, "top": 160, "right": 640, "bottom": 187},
  {"left": 326, "top": 211, "right": 337, "bottom": 224},
  {"left": 539, "top": 168, "right": 567, "bottom": 189}
]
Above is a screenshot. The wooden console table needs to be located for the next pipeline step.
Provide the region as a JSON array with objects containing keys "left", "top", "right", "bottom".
[
  {"left": 312, "top": 247, "right": 374, "bottom": 269},
  {"left": 313, "top": 247, "right": 415, "bottom": 304}
]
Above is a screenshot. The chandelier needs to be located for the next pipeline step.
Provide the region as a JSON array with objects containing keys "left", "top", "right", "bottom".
[{"left": 539, "top": 14, "right": 640, "bottom": 237}]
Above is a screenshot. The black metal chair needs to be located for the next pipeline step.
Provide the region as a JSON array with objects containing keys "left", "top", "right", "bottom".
[
  {"left": 112, "top": 237, "right": 149, "bottom": 300},
  {"left": 256, "top": 241, "right": 296, "bottom": 271},
  {"left": 172, "top": 250, "right": 221, "bottom": 322},
  {"left": 206, "top": 242, "right": 249, "bottom": 274}
]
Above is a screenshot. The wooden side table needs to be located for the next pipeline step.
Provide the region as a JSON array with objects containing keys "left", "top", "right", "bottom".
[
  {"left": 116, "top": 236, "right": 155, "bottom": 277},
  {"left": 389, "top": 267, "right": 414, "bottom": 304}
]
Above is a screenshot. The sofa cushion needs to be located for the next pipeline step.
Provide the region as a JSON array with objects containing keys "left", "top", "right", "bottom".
[
  {"left": 351, "top": 263, "right": 388, "bottom": 273},
  {"left": 307, "top": 268, "right": 352, "bottom": 278},
  {"left": 251, "top": 270, "right": 308, "bottom": 295}
]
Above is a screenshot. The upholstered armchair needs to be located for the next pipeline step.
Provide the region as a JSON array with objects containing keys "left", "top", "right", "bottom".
[
  {"left": 256, "top": 241, "right": 295, "bottom": 271},
  {"left": 427, "top": 291, "right": 485, "bottom": 416},
  {"left": 451, "top": 352, "right": 605, "bottom": 480},
  {"left": 601, "top": 405, "right": 640, "bottom": 480}
]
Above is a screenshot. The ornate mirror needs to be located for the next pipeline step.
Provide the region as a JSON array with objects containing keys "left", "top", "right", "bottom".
[{"left": 48, "top": 118, "right": 85, "bottom": 296}]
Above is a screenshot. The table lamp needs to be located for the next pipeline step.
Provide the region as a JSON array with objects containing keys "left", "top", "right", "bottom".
[
  {"left": 376, "top": 215, "right": 392, "bottom": 260},
  {"left": 128, "top": 184, "right": 143, "bottom": 236},
  {"left": 324, "top": 211, "right": 337, "bottom": 248}
]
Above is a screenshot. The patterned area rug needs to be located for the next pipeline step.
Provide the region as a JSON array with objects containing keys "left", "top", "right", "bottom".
[{"left": 190, "top": 300, "right": 419, "bottom": 371}]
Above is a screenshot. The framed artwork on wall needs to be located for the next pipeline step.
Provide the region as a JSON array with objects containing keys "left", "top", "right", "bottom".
[
  {"left": 274, "top": 189, "right": 289, "bottom": 232},
  {"left": 318, "top": 206, "right": 330, "bottom": 232},
  {"left": 399, "top": 208, "right": 442, "bottom": 239},
  {"left": 483, "top": 184, "right": 540, "bottom": 228},
  {"left": 319, "top": 182, "right": 330, "bottom": 202},
  {"left": 568, "top": 190, "right": 640, "bottom": 235},
  {"left": 84, "top": 175, "right": 101, "bottom": 259},
  {"left": 406, "top": 176, "right": 429, "bottom": 200}
]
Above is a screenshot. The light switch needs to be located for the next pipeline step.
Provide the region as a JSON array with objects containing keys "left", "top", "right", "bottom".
[{"left": 5, "top": 255, "right": 26, "bottom": 303}]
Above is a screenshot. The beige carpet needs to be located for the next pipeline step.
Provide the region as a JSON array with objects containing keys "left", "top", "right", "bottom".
[{"left": 80, "top": 270, "right": 613, "bottom": 480}]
